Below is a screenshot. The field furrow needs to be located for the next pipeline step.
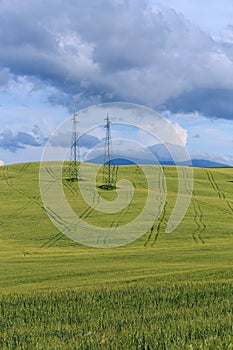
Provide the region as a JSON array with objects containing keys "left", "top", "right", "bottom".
[
  {"left": 192, "top": 195, "right": 206, "bottom": 244},
  {"left": 206, "top": 170, "right": 233, "bottom": 216}
]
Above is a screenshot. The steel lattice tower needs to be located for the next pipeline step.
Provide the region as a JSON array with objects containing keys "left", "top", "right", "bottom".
[
  {"left": 101, "top": 114, "right": 117, "bottom": 190},
  {"left": 68, "top": 111, "right": 79, "bottom": 181}
]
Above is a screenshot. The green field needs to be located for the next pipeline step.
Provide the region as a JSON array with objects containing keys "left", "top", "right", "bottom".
[{"left": 0, "top": 162, "right": 232, "bottom": 349}]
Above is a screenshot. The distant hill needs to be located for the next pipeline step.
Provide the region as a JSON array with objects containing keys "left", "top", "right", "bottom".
[
  {"left": 86, "top": 142, "right": 230, "bottom": 167},
  {"left": 189, "top": 159, "right": 230, "bottom": 168},
  {"left": 87, "top": 157, "right": 229, "bottom": 167},
  {"left": 86, "top": 156, "right": 150, "bottom": 166},
  {"left": 148, "top": 143, "right": 230, "bottom": 167}
]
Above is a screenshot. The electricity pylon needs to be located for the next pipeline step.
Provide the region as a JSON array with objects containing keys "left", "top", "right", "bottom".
[
  {"left": 100, "top": 114, "right": 117, "bottom": 190},
  {"left": 68, "top": 111, "right": 79, "bottom": 181}
]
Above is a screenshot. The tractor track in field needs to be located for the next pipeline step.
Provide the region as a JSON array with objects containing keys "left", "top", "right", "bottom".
[
  {"left": 135, "top": 165, "right": 154, "bottom": 246},
  {"left": 135, "top": 166, "right": 154, "bottom": 247},
  {"left": 206, "top": 170, "right": 225, "bottom": 199},
  {"left": 0, "top": 166, "right": 48, "bottom": 241},
  {"left": 41, "top": 166, "right": 61, "bottom": 194},
  {"left": 0, "top": 199, "right": 38, "bottom": 228},
  {"left": 2, "top": 166, "right": 45, "bottom": 210},
  {"left": 100, "top": 167, "right": 133, "bottom": 245},
  {"left": 79, "top": 191, "right": 99, "bottom": 220},
  {"left": 179, "top": 166, "right": 205, "bottom": 244},
  {"left": 42, "top": 186, "right": 101, "bottom": 247},
  {"left": 4, "top": 168, "right": 44, "bottom": 210},
  {"left": 43, "top": 163, "right": 98, "bottom": 246},
  {"left": 0, "top": 166, "right": 39, "bottom": 225},
  {"left": 45, "top": 165, "right": 78, "bottom": 196},
  {"left": 154, "top": 167, "right": 167, "bottom": 242},
  {"left": 151, "top": 200, "right": 168, "bottom": 247},
  {"left": 178, "top": 166, "right": 205, "bottom": 244},
  {"left": 45, "top": 165, "right": 77, "bottom": 196},
  {"left": 100, "top": 191, "right": 131, "bottom": 246},
  {"left": 144, "top": 202, "right": 168, "bottom": 247},
  {"left": 173, "top": 166, "right": 204, "bottom": 244},
  {"left": 44, "top": 207, "right": 73, "bottom": 247},
  {"left": 144, "top": 166, "right": 168, "bottom": 247},
  {"left": 1, "top": 166, "right": 70, "bottom": 246},
  {"left": 19, "top": 162, "right": 31, "bottom": 173},
  {"left": 135, "top": 165, "right": 143, "bottom": 177},
  {"left": 43, "top": 166, "right": 103, "bottom": 247},
  {"left": 41, "top": 232, "right": 63, "bottom": 247},
  {"left": 63, "top": 179, "right": 78, "bottom": 196},
  {"left": 109, "top": 191, "right": 131, "bottom": 229},
  {"left": 192, "top": 194, "right": 205, "bottom": 244},
  {"left": 206, "top": 170, "right": 233, "bottom": 215},
  {"left": 42, "top": 165, "right": 80, "bottom": 246},
  {"left": 41, "top": 206, "right": 72, "bottom": 247},
  {"left": 41, "top": 166, "right": 78, "bottom": 247}
]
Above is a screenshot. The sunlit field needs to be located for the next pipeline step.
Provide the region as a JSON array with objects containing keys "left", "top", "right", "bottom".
[{"left": 0, "top": 163, "right": 232, "bottom": 349}]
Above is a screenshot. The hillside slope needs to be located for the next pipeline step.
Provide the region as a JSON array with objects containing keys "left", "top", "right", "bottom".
[{"left": 0, "top": 162, "right": 232, "bottom": 293}]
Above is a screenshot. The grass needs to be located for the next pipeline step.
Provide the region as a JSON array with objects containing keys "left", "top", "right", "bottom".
[
  {"left": 0, "top": 283, "right": 232, "bottom": 349},
  {"left": 0, "top": 162, "right": 232, "bottom": 348}
]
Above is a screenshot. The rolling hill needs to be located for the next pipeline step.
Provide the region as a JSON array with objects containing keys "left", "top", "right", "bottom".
[
  {"left": 87, "top": 143, "right": 230, "bottom": 167},
  {"left": 0, "top": 161, "right": 232, "bottom": 291},
  {"left": 0, "top": 162, "right": 232, "bottom": 349}
]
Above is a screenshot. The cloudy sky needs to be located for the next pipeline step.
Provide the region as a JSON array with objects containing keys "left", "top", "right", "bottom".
[{"left": 0, "top": 0, "right": 232, "bottom": 165}]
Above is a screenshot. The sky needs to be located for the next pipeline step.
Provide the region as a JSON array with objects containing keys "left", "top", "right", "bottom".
[{"left": 0, "top": 0, "right": 232, "bottom": 166}]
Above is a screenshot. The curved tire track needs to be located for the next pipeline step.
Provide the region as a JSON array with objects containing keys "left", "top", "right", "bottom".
[
  {"left": 108, "top": 191, "right": 131, "bottom": 229},
  {"left": 180, "top": 167, "right": 205, "bottom": 243},
  {"left": 43, "top": 166, "right": 101, "bottom": 247},
  {"left": 144, "top": 166, "right": 167, "bottom": 247},
  {"left": 192, "top": 194, "right": 205, "bottom": 244},
  {"left": 18, "top": 162, "right": 31, "bottom": 173},
  {"left": 2, "top": 166, "right": 68, "bottom": 246},
  {"left": 206, "top": 170, "right": 233, "bottom": 215}
]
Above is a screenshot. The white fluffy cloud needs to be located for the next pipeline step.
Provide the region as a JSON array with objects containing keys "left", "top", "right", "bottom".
[{"left": 0, "top": 160, "right": 4, "bottom": 166}]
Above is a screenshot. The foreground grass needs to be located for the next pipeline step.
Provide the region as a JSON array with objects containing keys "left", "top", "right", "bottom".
[{"left": 1, "top": 282, "right": 232, "bottom": 349}]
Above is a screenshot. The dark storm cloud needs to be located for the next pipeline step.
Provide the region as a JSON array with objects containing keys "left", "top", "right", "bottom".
[
  {"left": 166, "top": 88, "right": 233, "bottom": 120},
  {"left": 1, "top": 0, "right": 233, "bottom": 119},
  {"left": 0, "top": 126, "right": 47, "bottom": 152},
  {"left": 78, "top": 134, "right": 100, "bottom": 149},
  {"left": 50, "top": 132, "right": 100, "bottom": 149},
  {"left": 17, "top": 131, "right": 41, "bottom": 147},
  {"left": 0, "top": 67, "right": 9, "bottom": 86},
  {"left": 0, "top": 130, "right": 24, "bottom": 152}
]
